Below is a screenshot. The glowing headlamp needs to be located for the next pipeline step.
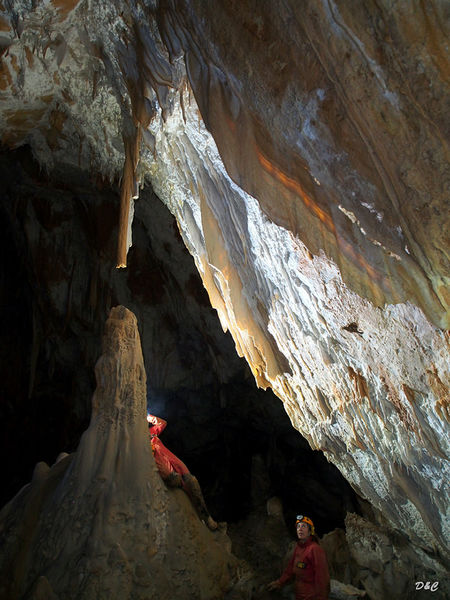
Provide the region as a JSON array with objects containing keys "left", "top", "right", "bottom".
[{"left": 296, "top": 514, "right": 315, "bottom": 535}]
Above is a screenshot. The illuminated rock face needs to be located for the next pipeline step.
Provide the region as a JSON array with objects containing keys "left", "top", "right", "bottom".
[
  {"left": 0, "top": 306, "right": 236, "bottom": 600},
  {"left": 0, "top": 0, "right": 448, "bottom": 566}
]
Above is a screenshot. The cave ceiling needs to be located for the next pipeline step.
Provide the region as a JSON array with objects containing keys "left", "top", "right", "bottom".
[{"left": 0, "top": 0, "right": 449, "bottom": 561}]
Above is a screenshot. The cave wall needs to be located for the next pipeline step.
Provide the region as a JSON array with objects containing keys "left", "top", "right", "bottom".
[
  {"left": 0, "top": 146, "right": 359, "bottom": 537},
  {"left": 159, "top": 0, "right": 449, "bottom": 328},
  {"left": 0, "top": 0, "right": 448, "bottom": 572}
]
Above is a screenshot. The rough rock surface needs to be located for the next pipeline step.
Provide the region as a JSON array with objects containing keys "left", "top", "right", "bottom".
[
  {"left": 0, "top": 0, "right": 448, "bottom": 588},
  {"left": 0, "top": 306, "right": 237, "bottom": 600},
  {"left": 322, "top": 515, "right": 448, "bottom": 600},
  {"left": 342, "top": 512, "right": 447, "bottom": 600}
]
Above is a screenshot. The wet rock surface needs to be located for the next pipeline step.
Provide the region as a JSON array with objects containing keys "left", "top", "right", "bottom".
[{"left": 0, "top": 1, "right": 449, "bottom": 598}]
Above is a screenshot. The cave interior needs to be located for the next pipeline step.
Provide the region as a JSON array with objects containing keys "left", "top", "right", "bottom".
[
  {"left": 0, "top": 1, "right": 448, "bottom": 598},
  {"left": 1, "top": 146, "right": 362, "bottom": 538}
]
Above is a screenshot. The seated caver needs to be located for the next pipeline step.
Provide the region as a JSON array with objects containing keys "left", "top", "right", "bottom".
[{"left": 147, "top": 413, "right": 218, "bottom": 531}]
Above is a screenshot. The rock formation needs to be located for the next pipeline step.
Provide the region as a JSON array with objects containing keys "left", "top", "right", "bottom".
[
  {"left": 0, "top": 306, "right": 237, "bottom": 600},
  {"left": 0, "top": 1, "right": 448, "bottom": 598}
]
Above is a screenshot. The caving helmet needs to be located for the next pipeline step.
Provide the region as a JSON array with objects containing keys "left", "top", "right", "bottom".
[{"left": 296, "top": 514, "right": 315, "bottom": 535}]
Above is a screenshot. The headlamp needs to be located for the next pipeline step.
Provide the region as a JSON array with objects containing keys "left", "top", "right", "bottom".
[{"left": 295, "top": 514, "right": 315, "bottom": 535}]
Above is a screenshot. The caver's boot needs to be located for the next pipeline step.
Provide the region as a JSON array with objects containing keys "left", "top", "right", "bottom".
[
  {"left": 205, "top": 515, "right": 219, "bottom": 531},
  {"left": 182, "top": 473, "right": 218, "bottom": 530}
]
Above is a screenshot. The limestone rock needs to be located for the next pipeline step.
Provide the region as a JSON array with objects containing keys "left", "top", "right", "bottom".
[
  {"left": 0, "top": 0, "right": 448, "bottom": 578},
  {"left": 344, "top": 513, "right": 448, "bottom": 600},
  {"left": 0, "top": 306, "right": 237, "bottom": 600},
  {"left": 321, "top": 527, "right": 356, "bottom": 585},
  {"left": 330, "top": 579, "right": 366, "bottom": 599},
  {"left": 321, "top": 519, "right": 448, "bottom": 599}
]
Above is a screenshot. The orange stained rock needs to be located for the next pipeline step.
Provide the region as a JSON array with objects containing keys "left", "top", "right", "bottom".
[
  {"left": 223, "top": 111, "right": 237, "bottom": 135},
  {"left": 0, "top": 59, "right": 12, "bottom": 91},
  {"left": 9, "top": 52, "right": 18, "bottom": 74},
  {"left": 2, "top": 107, "right": 47, "bottom": 145},
  {"left": 50, "top": 0, "right": 81, "bottom": 21},
  {"left": 5, "top": 107, "right": 47, "bottom": 127},
  {"left": 277, "top": 376, "right": 294, "bottom": 401},
  {"left": 437, "top": 282, "right": 450, "bottom": 308},
  {"left": 426, "top": 366, "right": 450, "bottom": 422},
  {"left": 435, "top": 397, "right": 450, "bottom": 422},
  {"left": 348, "top": 366, "right": 367, "bottom": 398},
  {"left": 40, "top": 94, "right": 55, "bottom": 105},
  {"left": 256, "top": 144, "right": 392, "bottom": 292},
  {"left": 350, "top": 422, "right": 366, "bottom": 451},
  {"left": 390, "top": 387, "right": 416, "bottom": 433},
  {"left": 255, "top": 145, "right": 334, "bottom": 230},
  {"left": 25, "top": 46, "right": 34, "bottom": 68},
  {"left": 0, "top": 15, "right": 10, "bottom": 31},
  {"left": 337, "top": 235, "right": 387, "bottom": 287}
]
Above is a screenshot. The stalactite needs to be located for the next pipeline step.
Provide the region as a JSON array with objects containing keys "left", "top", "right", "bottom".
[{"left": 116, "top": 128, "right": 141, "bottom": 268}]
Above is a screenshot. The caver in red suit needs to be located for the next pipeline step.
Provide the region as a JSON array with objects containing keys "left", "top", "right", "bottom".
[
  {"left": 147, "top": 413, "right": 218, "bottom": 530},
  {"left": 268, "top": 515, "right": 330, "bottom": 600},
  {"left": 148, "top": 414, "right": 190, "bottom": 480}
]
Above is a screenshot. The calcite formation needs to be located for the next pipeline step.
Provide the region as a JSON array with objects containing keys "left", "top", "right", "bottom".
[
  {"left": 0, "top": 0, "right": 448, "bottom": 580},
  {"left": 0, "top": 306, "right": 237, "bottom": 599}
]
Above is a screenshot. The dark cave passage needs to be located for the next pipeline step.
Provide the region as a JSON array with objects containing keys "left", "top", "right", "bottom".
[
  {"left": 146, "top": 379, "right": 361, "bottom": 537},
  {"left": 0, "top": 146, "right": 361, "bottom": 539}
]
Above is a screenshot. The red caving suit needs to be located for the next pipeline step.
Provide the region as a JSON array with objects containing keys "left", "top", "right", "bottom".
[
  {"left": 148, "top": 415, "right": 190, "bottom": 479},
  {"left": 277, "top": 536, "right": 330, "bottom": 600}
]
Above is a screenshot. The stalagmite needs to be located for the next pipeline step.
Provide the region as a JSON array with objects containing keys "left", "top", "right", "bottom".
[{"left": 0, "top": 306, "right": 237, "bottom": 600}]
